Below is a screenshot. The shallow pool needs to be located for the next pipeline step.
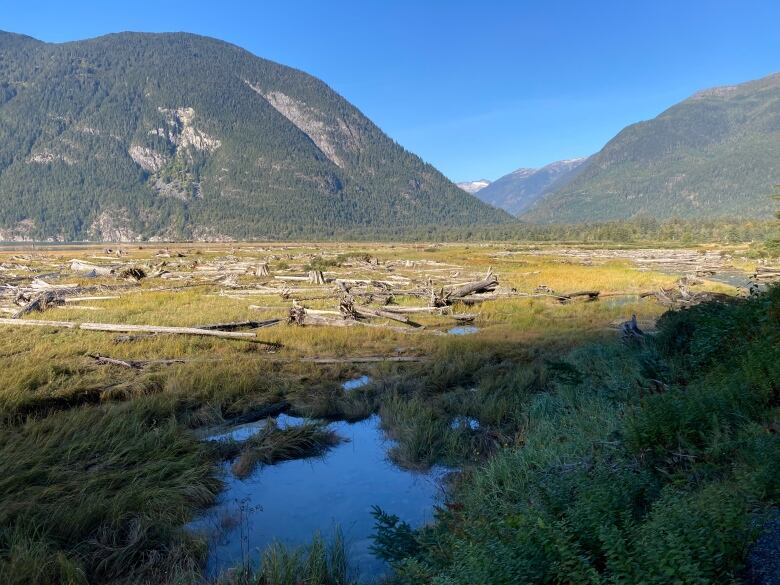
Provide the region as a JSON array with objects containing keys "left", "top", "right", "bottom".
[
  {"left": 203, "top": 414, "right": 302, "bottom": 443},
  {"left": 191, "top": 415, "right": 448, "bottom": 580},
  {"left": 448, "top": 325, "right": 479, "bottom": 335},
  {"left": 342, "top": 375, "right": 372, "bottom": 391}
]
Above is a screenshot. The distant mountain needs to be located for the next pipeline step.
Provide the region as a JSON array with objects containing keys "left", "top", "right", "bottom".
[
  {"left": 0, "top": 31, "right": 511, "bottom": 241},
  {"left": 523, "top": 72, "right": 780, "bottom": 222},
  {"left": 456, "top": 179, "right": 491, "bottom": 194},
  {"left": 475, "top": 158, "right": 588, "bottom": 215}
]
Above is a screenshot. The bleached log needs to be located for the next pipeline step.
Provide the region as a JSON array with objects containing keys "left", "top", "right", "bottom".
[
  {"left": 558, "top": 291, "right": 600, "bottom": 303},
  {"left": 380, "top": 306, "right": 445, "bottom": 314},
  {"left": 353, "top": 305, "right": 421, "bottom": 327},
  {"left": 88, "top": 354, "right": 141, "bottom": 369},
  {"left": 195, "top": 319, "right": 281, "bottom": 331},
  {"left": 300, "top": 308, "right": 343, "bottom": 316},
  {"left": 300, "top": 356, "right": 426, "bottom": 364},
  {"left": 255, "top": 262, "right": 270, "bottom": 277},
  {"left": 12, "top": 291, "right": 62, "bottom": 318},
  {"left": 64, "top": 296, "right": 120, "bottom": 303},
  {"left": 449, "top": 269, "right": 498, "bottom": 298},
  {"left": 78, "top": 322, "right": 259, "bottom": 339},
  {"left": 0, "top": 317, "right": 77, "bottom": 328},
  {"left": 0, "top": 318, "right": 267, "bottom": 341},
  {"left": 30, "top": 279, "right": 79, "bottom": 290},
  {"left": 70, "top": 260, "right": 116, "bottom": 277},
  {"left": 273, "top": 275, "right": 310, "bottom": 282}
]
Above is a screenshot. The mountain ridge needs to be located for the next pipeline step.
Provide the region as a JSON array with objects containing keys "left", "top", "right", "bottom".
[
  {"left": 474, "top": 157, "right": 589, "bottom": 215},
  {"left": 0, "top": 31, "right": 511, "bottom": 241},
  {"left": 523, "top": 71, "right": 780, "bottom": 222}
]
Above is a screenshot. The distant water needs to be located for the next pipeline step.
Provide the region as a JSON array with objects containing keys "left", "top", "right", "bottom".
[
  {"left": 190, "top": 415, "right": 448, "bottom": 580},
  {"left": 342, "top": 375, "right": 372, "bottom": 391},
  {"left": 204, "top": 414, "right": 303, "bottom": 443},
  {"left": 702, "top": 270, "right": 754, "bottom": 290},
  {"left": 448, "top": 325, "right": 479, "bottom": 335}
]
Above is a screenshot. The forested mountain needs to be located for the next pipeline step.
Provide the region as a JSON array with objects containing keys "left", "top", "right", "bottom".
[
  {"left": 523, "top": 72, "right": 780, "bottom": 222},
  {"left": 475, "top": 158, "right": 588, "bottom": 215},
  {"left": 0, "top": 31, "right": 510, "bottom": 241}
]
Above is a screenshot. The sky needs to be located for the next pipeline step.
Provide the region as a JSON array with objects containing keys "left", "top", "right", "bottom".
[{"left": 3, "top": 0, "right": 780, "bottom": 182}]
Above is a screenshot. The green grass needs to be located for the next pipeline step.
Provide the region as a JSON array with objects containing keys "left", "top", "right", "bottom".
[
  {"left": 373, "top": 286, "right": 780, "bottom": 584},
  {"left": 231, "top": 420, "right": 342, "bottom": 478},
  {"left": 213, "top": 529, "right": 355, "bottom": 585}
]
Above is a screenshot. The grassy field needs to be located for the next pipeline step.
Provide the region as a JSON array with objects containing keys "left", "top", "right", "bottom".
[{"left": 0, "top": 241, "right": 762, "bottom": 584}]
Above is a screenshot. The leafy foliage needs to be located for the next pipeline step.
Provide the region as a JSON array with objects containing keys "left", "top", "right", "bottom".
[{"left": 379, "top": 286, "right": 780, "bottom": 584}]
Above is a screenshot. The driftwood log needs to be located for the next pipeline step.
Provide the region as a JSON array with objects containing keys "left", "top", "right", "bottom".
[
  {"left": 449, "top": 269, "right": 499, "bottom": 299},
  {"left": 88, "top": 353, "right": 186, "bottom": 369},
  {"left": 12, "top": 291, "right": 63, "bottom": 318},
  {"left": 70, "top": 260, "right": 116, "bottom": 277},
  {"left": 621, "top": 315, "right": 645, "bottom": 343},
  {"left": 0, "top": 318, "right": 278, "bottom": 342},
  {"left": 558, "top": 291, "right": 600, "bottom": 303},
  {"left": 195, "top": 319, "right": 282, "bottom": 331}
]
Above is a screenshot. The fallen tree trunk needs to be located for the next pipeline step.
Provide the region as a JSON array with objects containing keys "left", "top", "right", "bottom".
[
  {"left": 195, "top": 319, "right": 282, "bottom": 331},
  {"left": 300, "top": 356, "right": 426, "bottom": 364},
  {"left": 88, "top": 353, "right": 186, "bottom": 369},
  {"left": 448, "top": 269, "right": 498, "bottom": 299},
  {"left": 379, "top": 305, "right": 445, "bottom": 314},
  {"left": 0, "top": 318, "right": 274, "bottom": 342},
  {"left": 12, "top": 291, "right": 63, "bottom": 318},
  {"left": 64, "top": 296, "right": 121, "bottom": 303},
  {"left": 0, "top": 317, "right": 77, "bottom": 328},
  {"left": 70, "top": 260, "right": 116, "bottom": 277},
  {"left": 558, "top": 291, "right": 600, "bottom": 303},
  {"left": 78, "top": 322, "right": 261, "bottom": 340},
  {"left": 353, "top": 305, "right": 421, "bottom": 327},
  {"left": 88, "top": 354, "right": 142, "bottom": 369}
]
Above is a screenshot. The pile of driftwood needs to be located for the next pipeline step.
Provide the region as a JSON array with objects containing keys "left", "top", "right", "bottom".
[
  {"left": 639, "top": 280, "right": 734, "bottom": 308},
  {"left": 499, "top": 247, "right": 738, "bottom": 275},
  {"left": 282, "top": 270, "right": 503, "bottom": 332},
  {"left": 754, "top": 266, "right": 780, "bottom": 284}
]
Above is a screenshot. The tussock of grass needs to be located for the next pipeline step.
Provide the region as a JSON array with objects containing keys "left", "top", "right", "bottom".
[
  {"left": 214, "top": 529, "right": 355, "bottom": 585},
  {"left": 0, "top": 405, "right": 220, "bottom": 583},
  {"left": 231, "top": 420, "right": 343, "bottom": 478}
]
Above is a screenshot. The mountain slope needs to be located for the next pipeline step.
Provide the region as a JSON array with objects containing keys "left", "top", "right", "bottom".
[
  {"left": 475, "top": 158, "right": 588, "bottom": 215},
  {"left": 456, "top": 179, "right": 491, "bottom": 194},
  {"left": 523, "top": 72, "right": 780, "bottom": 222},
  {"left": 0, "top": 31, "right": 510, "bottom": 241}
]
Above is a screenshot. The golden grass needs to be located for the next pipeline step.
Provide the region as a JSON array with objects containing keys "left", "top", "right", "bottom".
[{"left": 0, "top": 241, "right": 747, "bottom": 420}]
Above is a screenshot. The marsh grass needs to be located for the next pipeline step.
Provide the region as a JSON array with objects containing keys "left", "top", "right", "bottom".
[
  {"left": 0, "top": 242, "right": 752, "bottom": 583},
  {"left": 214, "top": 529, "right": 355, "bottom": 585},
  {"left": 230, "top": 420, "right": 343, "bottom": 478},
  {"left": 379, "top": 287, "right": 780, "bottom": 584}
]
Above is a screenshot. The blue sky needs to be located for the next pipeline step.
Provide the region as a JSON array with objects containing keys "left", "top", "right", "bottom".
[{"left": 3, "top": 0, "right": 780, "bottom": 182}]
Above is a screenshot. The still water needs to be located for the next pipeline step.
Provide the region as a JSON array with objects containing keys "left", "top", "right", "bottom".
[{"left": 191, "top": 415, "right": 448, "bottom": 579}]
